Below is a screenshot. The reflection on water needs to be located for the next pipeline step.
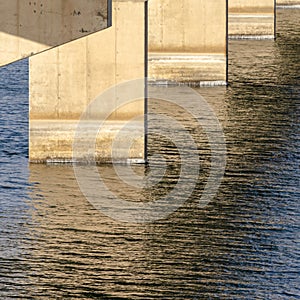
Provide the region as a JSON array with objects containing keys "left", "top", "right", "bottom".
[{"left": 0, "top": 8, "right": 299, "bottom": 300}]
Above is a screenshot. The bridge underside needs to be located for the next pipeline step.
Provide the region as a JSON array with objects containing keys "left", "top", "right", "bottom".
[{"left": 0, "top": 0, "right": 111, "bottom": 66}]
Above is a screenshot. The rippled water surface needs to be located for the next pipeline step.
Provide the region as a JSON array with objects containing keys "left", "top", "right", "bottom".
[{"left": 0, "top": 9, "right": 299, "bottom": 299}]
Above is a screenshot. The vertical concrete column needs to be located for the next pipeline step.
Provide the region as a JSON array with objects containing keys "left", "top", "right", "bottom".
[
  {"left": 148, "top": 0, "right": 227, "bottom": 85},
  {"left": 29, "top": 0, "right": 147, "bottom": 163},
  {"left": 228, "top": 0, "right": 275, "bottom": 38}
]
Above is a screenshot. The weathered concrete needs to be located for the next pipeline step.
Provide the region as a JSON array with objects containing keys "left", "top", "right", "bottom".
[
  {"left": 0, "top": 0, "right": 110, "bottom": 66},
  {"left": 228, "top": 0, "right": 275, "bottom": 38},
  {"left": 29, "top": 0, "right": 146, "bottom": 163},
  {"left": 148, "top": 0, "right": 227, "bottom": 85},
  {"left": 277, "top": 0, "right": 300, "bottom": 6}
]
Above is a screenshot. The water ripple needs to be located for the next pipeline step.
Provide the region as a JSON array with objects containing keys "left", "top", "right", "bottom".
[{"left": 0, "top": 9, "right": 299, "bottom": 300}]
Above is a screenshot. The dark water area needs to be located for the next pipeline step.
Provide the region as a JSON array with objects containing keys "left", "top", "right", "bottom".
[{"left": 0, "top": 9, "right": 299, "bottom": 300}]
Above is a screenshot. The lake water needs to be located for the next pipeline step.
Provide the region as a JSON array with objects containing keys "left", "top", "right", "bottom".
[{"left": 0, "top": 8, "right": 299, "bottom": 300}]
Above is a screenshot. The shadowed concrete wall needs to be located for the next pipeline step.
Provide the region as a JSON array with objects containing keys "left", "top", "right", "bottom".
[
  {"left": 148, "top": 0, "right": 227, "bottom": 85},
  {"left": 0, "top": 0, "right": 110, "bottom": 66},
  {"left": 228, "top": 0, "right": 275, "bottom": 38},
  {"left": 29, "top": 0, "right": 146, "bottom": 163}
]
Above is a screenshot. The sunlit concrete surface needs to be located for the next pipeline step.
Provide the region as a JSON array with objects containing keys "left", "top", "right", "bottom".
[
  {"left": 29, "top": 0, "right": 146, "bottom": 163},
  {"left": 30, "top": 120, "right": 144, "bottom": 164},
  {"left": 228, "top": 0, "right": 275, "bottom": 38},
  {"left": 148, "top": 0, "right": 227, "bottom": 85}
]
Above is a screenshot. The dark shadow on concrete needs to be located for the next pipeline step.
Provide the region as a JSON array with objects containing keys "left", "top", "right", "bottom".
[{"left": 0, "top": 0, "right": 111, "bottom": 65}]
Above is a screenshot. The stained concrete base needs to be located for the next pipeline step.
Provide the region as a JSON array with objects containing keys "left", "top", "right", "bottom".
[
  {"left": 228, "top": 14, "right": 275, "bottom": 38},
  {"left": 148, "top": 53, "right": 227, "bottom": 86},
  {"left": 30, "top": 120, "right": 145, "bottom": 164}
]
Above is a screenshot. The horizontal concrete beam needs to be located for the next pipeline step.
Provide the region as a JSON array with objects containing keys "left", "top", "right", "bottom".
[{"left": 0, "top": 0, "right": 111, "bottom": 66}]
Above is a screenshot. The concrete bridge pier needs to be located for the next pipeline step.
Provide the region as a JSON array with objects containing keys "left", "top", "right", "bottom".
[
  {"left": 4, "top": 0, "right": 288, "bottom": 163},
  {"left": 148, "top": 0, "right": 227, "bottom": 86},
  {"left": 228, "top": 0, "right": 275, "bottom": 39},
  {"left": 29, "top": 0, "right": 147, "bottom": 163}
]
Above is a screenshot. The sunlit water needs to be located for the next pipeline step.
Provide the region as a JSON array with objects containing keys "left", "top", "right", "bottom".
[{"left": 0, "top": 9, "right": 299, "bottom": 299}]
